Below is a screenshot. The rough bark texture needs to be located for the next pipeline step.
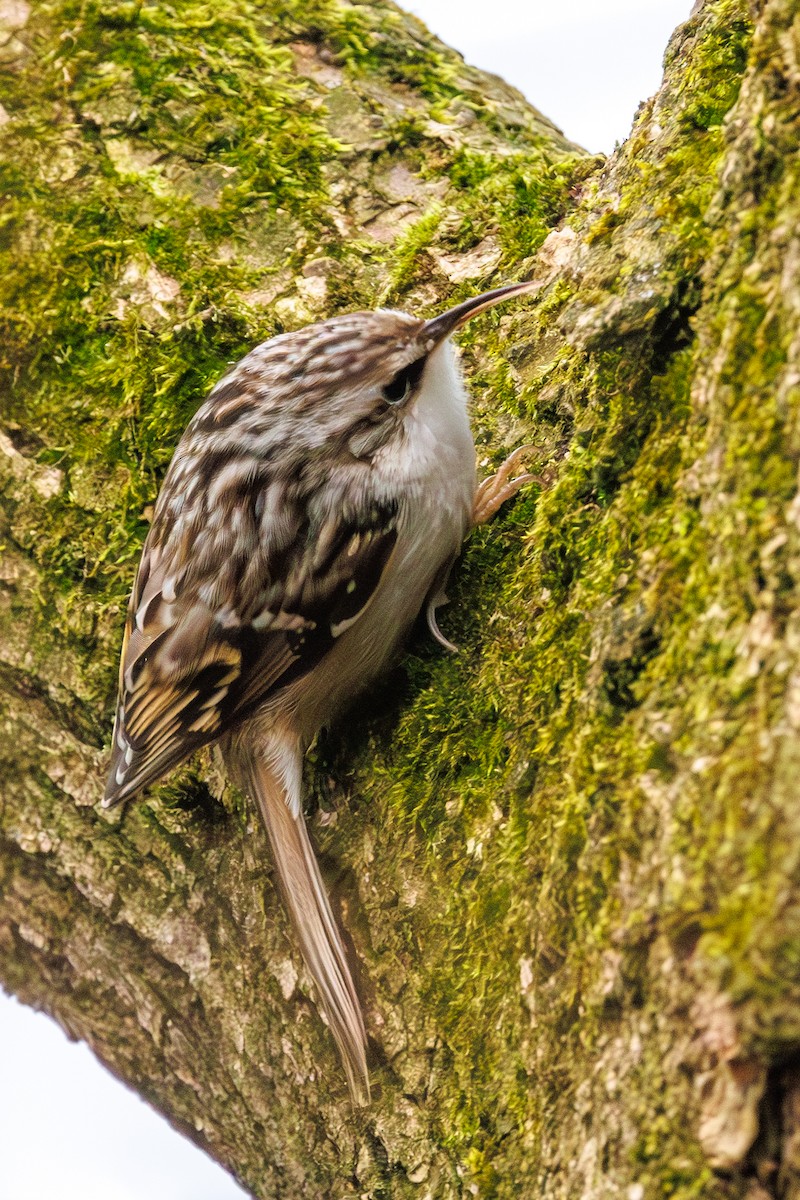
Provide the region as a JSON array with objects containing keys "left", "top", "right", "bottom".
[{"left": 1, "top": 0, "right": 799, "bottom": 1196}]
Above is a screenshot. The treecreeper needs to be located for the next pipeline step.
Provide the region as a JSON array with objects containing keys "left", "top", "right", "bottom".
[{"left": 103, "top": 282, "right": 538, "bottom": 1102}]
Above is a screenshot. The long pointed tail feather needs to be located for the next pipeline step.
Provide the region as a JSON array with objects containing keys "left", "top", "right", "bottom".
[{"left": 232, "top": 738, "right": 369, "bottom": 1104}]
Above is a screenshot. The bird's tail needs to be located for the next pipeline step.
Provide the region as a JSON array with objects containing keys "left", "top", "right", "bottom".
[{"left": 231, "top": 736, "right": 369, "bottom": 1104}]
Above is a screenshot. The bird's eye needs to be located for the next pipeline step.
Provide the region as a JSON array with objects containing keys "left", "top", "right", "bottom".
[{"left": 382, "top": 355, "right": 427, "bottom": 405}]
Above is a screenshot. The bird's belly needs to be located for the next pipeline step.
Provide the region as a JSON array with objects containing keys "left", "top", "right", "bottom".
[
  {"left": 282, "top": 345, "right": 476, "bottom": 738},
  {"left": 289, "top": 453, "right": 474, "bottom": 738}
]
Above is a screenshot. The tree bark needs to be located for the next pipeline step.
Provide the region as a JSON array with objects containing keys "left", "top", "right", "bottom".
[{"left": 2, "top": 0, "right": 799, "bottom": 1196}]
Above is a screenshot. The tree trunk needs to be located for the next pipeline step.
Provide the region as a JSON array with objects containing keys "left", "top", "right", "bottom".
[{"left": 2, "top": 0, "right": 799, "bottom": 1195}]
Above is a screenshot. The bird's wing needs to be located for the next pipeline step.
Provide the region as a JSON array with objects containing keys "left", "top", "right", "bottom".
[{"left": 104, "top": 467, "right": 398, "bottom": 807}]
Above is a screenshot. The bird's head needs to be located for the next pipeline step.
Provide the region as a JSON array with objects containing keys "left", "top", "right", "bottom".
[{"left": 191, "top": 281, "right": 537, "bottom": 462}]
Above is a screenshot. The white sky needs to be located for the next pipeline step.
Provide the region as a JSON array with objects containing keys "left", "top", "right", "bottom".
[
  {"left": 0, "top": 994, "right": 246, "bottom": 1200},
  {"left": 405, "top": 0, "right": 693, "bottom": 152},
  {"left": 0, "top": 2, "right": 693, "bottom": 1197}
]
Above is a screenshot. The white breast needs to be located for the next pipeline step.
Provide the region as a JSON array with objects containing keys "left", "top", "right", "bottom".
[
  {"left": 374, "top": 337, "right": 475, "bottom": 602},
  {"left": 290, "top": 339, "right": 476, "bottom": 737},
  {"left": 384, "top": 338, "right": 475, "bottom": 522}
]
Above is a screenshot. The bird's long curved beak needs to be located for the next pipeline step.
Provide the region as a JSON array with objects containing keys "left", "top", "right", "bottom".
[{"left": 421, "top": 280, "right": 538, "bottom": 348}]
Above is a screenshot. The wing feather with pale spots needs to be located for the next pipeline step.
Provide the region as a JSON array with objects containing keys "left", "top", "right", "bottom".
[{"left": 104, "top": 477, "right": 398, "bottom": 807}]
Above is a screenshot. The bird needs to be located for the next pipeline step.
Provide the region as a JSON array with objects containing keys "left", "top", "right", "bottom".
[{"left": 103, "top": 280, "right": 537, "bottom": 1103}]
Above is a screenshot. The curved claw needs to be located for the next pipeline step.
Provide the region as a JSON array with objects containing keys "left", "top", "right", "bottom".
[
  {"left": 426, "top": 590, "right": 459, "bottom": 653},
  {"left": 472, "top": 445, "right": 541, "bottom": 526}
]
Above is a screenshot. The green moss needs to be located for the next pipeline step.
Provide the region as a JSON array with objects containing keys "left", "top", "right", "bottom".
[
  {"left": 1, "top": 0, "right": 345, "bottom": 570},
  {"left": 381, "top": 202, "right": 444, "bottom": 296},
  {"left": 447, "top": 149, "right": 587, "bottom": 262},
  {"left": 7, "top": 0, "right": 799, "bottom": 1192},
  {"left": 330, "top": 0, "right": 798, "bottom": 1187}
]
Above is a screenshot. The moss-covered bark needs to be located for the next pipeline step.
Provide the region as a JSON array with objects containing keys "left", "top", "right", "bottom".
[{"left": 2, "top": 0, "right": 799, "bottom": 1195}]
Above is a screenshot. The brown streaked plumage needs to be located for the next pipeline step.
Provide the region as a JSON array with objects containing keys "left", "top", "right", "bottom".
[{"left": 104, "top": 281, "right": 537, "bottom": 1102}]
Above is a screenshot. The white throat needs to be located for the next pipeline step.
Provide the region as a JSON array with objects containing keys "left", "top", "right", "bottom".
[{"left": 401, "top": 339, "right": 474, "bottom": 479}]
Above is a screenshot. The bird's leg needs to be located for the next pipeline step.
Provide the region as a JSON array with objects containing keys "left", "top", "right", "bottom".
[{"left": 472, "top": 445, "right": 541, "bottom": 526}]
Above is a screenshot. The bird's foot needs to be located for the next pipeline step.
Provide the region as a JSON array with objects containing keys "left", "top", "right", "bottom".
[{"left": 472, "top": 445, "right": 541, "bottom": 526}]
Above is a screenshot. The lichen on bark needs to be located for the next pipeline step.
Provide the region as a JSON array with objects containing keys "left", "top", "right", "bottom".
[{"left": 2, "top": 0, "right": 800, "bottom": 1196}]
